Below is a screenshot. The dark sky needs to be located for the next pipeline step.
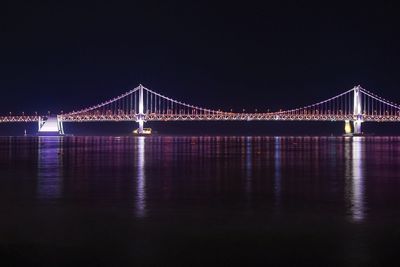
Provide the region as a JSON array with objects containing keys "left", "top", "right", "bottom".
[{"left": 1, "top": 1, "right": 399, "bottom": 117}]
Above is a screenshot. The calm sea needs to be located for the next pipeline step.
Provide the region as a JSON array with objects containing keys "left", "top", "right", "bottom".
[{"left": 1, "top": 136, "right": 400, "bottom": 266}]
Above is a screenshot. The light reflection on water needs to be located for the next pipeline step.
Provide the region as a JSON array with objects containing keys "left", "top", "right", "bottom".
[
  {"left": 345, "top": 137, "right": 365, "bottom": 222},
  {"left": 245, "top": 136, "right": 252, "bottom": 195},
  {"left": 2, "top": 136, "right": 400, "bottom": 264},
  {"left": 30, "top": 136, "right": 370, "bottom": 220},
  {"left": 37, "top": 137, "right": 63, "bottom": 200},
  {"left": 4, "top": 135, "right": 396, "bottom": 222},
  {"left": 274, "top": 137, "right": 282, "bottom": 209},
  {"left": 135, "top": 136, "right": 146, "bottom": 218}
]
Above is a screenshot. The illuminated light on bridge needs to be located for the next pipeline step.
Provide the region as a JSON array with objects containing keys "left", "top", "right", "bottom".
[
  {"left": 1, "top": 84, "right": 400, "bottom": 134},
  {"left": 344, "top": 120, "right": 352, "bottom": 134}
]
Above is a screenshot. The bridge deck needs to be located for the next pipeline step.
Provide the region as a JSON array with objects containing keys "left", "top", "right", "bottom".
[
  {"left": 58, "top": 114, "right": 400, "bottom": 122},
  {"left": 0, "top": 116, "right": 40, "bottom": 123},
  {"left": 2, "top": 114, "right": 400, "bottom": 123}
]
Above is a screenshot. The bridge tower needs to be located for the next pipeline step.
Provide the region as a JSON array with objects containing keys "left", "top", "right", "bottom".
[
  {"left": 353, "top": 85, "right": 363, "bottom": 135},
  {"left": 136, "top": 84, "right": 145, "bottom": 134}
]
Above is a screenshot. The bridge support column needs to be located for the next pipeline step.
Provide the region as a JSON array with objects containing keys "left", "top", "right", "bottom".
[
  {"left": 38, "top": 117, "right": 44, "bottom": 130},
  {"left": 57, "top": 117, "right": 65, "bottom": 135},
  {"left": 353, "top": 119, "right": 362, "bottom": 135},
  {"left": 353, "top": 85, "right": 363, "bottom": 135},
  {"left": 138, "top": 119, "right": 144, "bottom": 134}
]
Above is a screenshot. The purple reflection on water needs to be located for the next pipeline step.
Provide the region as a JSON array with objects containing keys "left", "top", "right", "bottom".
[
  {"left": 2, "top": 136, "right": 400, "bottom": 265},
  {"left": 274, "top": 137, "right": 282, "bottom": 208},
  {"left": 245, "top": 136, "right": 252, "bottom": 194},
  {"left": 37, "top": 137, "right": 63, "bottom": 200},
  {"left": 135, "top": 137, "right": 146, "bottom": 218}
]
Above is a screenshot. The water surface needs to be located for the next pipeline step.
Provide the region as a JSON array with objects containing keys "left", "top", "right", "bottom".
[{"left": 1, "top": 136, "right": 400, "bottom": 266}]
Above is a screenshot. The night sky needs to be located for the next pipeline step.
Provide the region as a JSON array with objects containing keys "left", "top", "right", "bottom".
[{"left": 1, "top": 1, "right": 400, "bottom": 134}]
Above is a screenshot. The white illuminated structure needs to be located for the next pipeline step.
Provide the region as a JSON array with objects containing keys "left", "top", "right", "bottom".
[
  {"left": 353, "top": 86, "right": 363, "bottom": 135},
  {"left": 38, "top": 116, "right": 64, "bottom": 135}
]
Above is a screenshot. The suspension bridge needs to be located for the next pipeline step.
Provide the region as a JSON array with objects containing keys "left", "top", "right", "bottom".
[{"left": 1, "top": 84, "right": 399, "bottom": 135}]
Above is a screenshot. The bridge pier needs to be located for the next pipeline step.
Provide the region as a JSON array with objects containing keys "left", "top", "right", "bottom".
[
  {"left": 353, "top": 119, "right": 362, "bottom": 135},
  {"left": 58, "top": 117, "right": 65, "bottom": 135},
  {"left": 344, "top": 119, "right": 363, "bottom": 135},
  {"left": 138, "top": 119, "right": 144, "bottom": 134}
]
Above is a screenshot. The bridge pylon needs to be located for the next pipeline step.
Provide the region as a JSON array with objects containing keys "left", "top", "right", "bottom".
[
  {"left": 135, "top": 84, "right": 145, "bottom": 134},
  {"left": 353, "top": 85, "right": 363, "bottom": 135}
]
